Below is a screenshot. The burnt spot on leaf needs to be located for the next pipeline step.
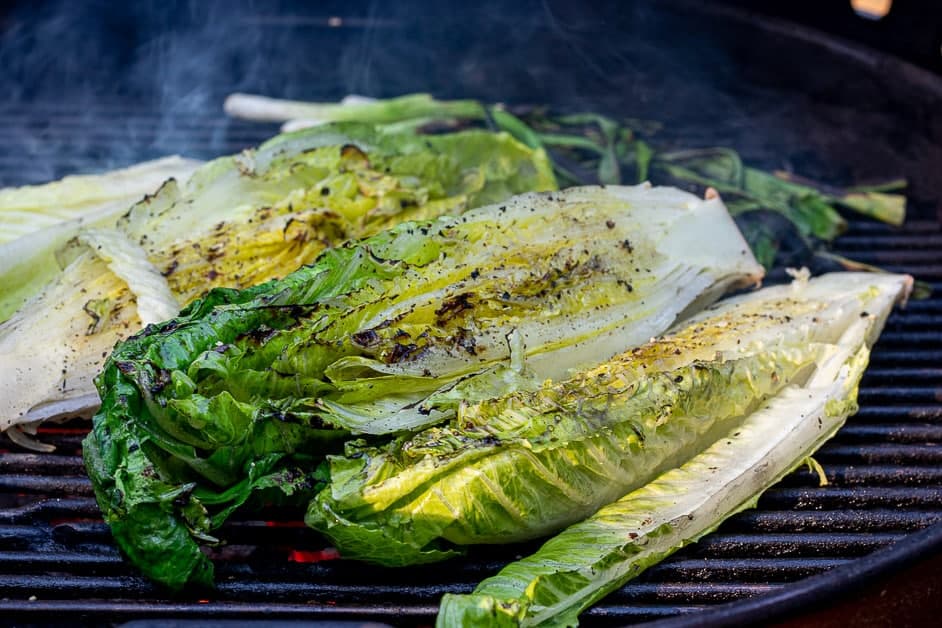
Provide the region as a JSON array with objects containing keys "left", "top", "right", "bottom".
[
  {"left": 149, "top": 369, "right": 172, "bottom": 395},
  {"left": 388, "top": 343, "right": 420, "bottom": 363},
  {"left": 454, "top": 328, "right": 478, "bottom": 356},
  {"left": 351, "top": 329, "right": 380, "bottom": 347},
  {"left": 158, "top": 320, "right": 180, "bottom": 335},
  {"left": 435, "top": 292, "right": 475, "bottom": 324},
  {"left": 206, "top": 242, "right": 225, "bottom": 262},
  {"left": 115, "top": 361, "right": 136, "bottom": 375},
  {"left": 340, "top": 144, "right": 370, "bottom": 168},
  {"left": 161, "top": 260, "right": 179, "bottom": 278},
  {"left": 237, "top": 324, "right": 279, "bottom": 346}
]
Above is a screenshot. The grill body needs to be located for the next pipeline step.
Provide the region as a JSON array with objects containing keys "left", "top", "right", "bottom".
[{"left": 0, "top": 1, "right": 940, "bottom": 625}]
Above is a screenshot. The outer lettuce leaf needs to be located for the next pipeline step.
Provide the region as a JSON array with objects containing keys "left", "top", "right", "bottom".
[
  {"left": 306, "top": 273, "right": 907, "bottom": 569},
  {"left": 0, "top": 156, "right": 201, "bottom": 321},
  {"left": 99, "top": 184, "right": 761, "bottom": 453},
  {"left": 437, "top": 272, "right": 911, "bottom": 628},
  {"left": 0, "top": 156, "right": 201, "bottom": 243},
  {"left": 72, "top": 228, "right": 180, "bottom": 324},
  {"left": 3, "top": 123, "right": 554, "bottom": 433},
  {"left": 84, "top": 184, "right": 759, "bottom": 590}
]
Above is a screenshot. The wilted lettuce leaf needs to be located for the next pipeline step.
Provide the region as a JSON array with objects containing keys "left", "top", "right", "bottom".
[
  {"left": 437, "top": 272, "right": 911, "bottom": 627},
  {"left": 3, "top": 122, "right": 556, "bottom": 435},
  {"left": 84, "top": 184, "right": 760, "bottom": 590}
]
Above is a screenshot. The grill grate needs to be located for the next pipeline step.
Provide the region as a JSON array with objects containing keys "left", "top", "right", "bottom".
[
  {"left": 2, "top": 0, "right": 942, "bottom": 620},
  {"left": 0, "top": 213, "right": 940, "bottom": 625},
  {"left": 3, "top": 18, "right": 942, "bottom": 609}
]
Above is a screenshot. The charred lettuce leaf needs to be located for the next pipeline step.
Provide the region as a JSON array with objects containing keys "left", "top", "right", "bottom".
[
  {"left": 84, "top": 184, "right": 761, "bottom": 590},
  {"left": 436, "top": 272, "right": 911, "bottom": 627},
  {"left": 2, "top": 122, "right": 555, "bottom": 438}
]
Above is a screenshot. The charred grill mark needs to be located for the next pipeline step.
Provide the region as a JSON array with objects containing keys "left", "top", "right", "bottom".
[
  {"left": 273, "top": 410, "right": 302, "bottom": 424},
  {"left": 149, "top": 368, "right": 172, "bottom": 395},
  {"left": 206, "top": 243, "right": 225, "bottom": 262},
  {"left": 283, "top": 218, "right": 315, "bottom": 245},
  {"left": 159, "top": 320, "right": 181, "bottom": 334},
  {"left": 351, "top": 329, "right": 380, "bottom": 347},
  {"left": 373, "top": 311, "right": 403, "bottom": 331},
  {"left": 255, "top": 206, "right": 273, "bottom": 222},
  {"left": 340, "top": 144, "right": 370, "bottom": 166},
  {"left": 240, "top": 303, "right": 327, "bottom": 341},
  {"left": 388, "top": 342, "right": 421, "bottom": 363},
  {"left": 238, "top": 324, "right": 279, "bottom": 345},
  {"left": 364, "top": 245, "right": 405, "bottom": 266},
  {"left": 454, "top": 328, "right": 478, "bottom": 356},
  {"left": 161, "top": 260, "right": 179, "bottom": 277},
  {"left": 435, "top": 292, "right": 475, "bottom": 324},
  {"left": 285, "top": 303, "right": 316, "bottom": 319},
  {"left": 115, "top": 361, "right": 136, "bottom": 375}
]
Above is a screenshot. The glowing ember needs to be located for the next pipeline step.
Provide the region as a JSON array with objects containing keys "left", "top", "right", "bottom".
[{"left": 288, "top": 548, "right": 340, "bottom": 563}]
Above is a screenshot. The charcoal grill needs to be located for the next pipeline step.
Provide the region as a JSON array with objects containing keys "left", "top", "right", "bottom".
[{"left": 1, "top": 1, "right": 941, "bottom": 625}]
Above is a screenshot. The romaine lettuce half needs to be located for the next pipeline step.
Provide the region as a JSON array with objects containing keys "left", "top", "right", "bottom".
[
  {"left": 0, "top": 156, "right": 202, "bottom": 320},
  {"left": 84, "top": 184, "right": 761, "bottom": 590},
  {"left": 2, "top": 123, "right": 555, "bottom": 442},
  {"left": 436, "top": 272, "right": 911, "bottom": 627},
  {"left": 0, "top": 156, "right": 202, "bottom": 243}
]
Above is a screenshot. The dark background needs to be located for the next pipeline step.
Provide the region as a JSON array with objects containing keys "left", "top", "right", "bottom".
[
  {"left": 0, "top": 0, "right": 939, "bottom": 187},
  {"left": 0, "top": 0, "right": 939, "bottom": 105}
]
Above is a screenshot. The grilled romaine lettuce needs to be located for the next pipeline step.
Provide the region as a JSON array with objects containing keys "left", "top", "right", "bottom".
[
  {"left": 0, "top": 156, "right": 202, "bottom": 246},
  {"left": 436, "top": 272, "right": 911, "bottom": 627},
  {"left": 84, "top": 184, "right": 761, "bottom": 590},
  {"left": 1, "top": 123, "right": 555, "bottom": 439},
  {"left": 0, "top": 156, "right": 202, "bottom": 321}
]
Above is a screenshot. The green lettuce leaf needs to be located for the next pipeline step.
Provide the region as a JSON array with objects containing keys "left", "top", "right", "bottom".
[
  {"left": 4, "top": 122, "right": 554, "bottom": 437},
  {"left": 84, "top": 184, "right": 760, "bottom": 590},
  {"left": 307, "top": 273, "right": 908, "bottom": 571},
  {"left": 436, "top": 272, "right": 911, "bottom": 627}
]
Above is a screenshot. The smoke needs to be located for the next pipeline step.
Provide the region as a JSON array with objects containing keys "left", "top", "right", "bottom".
[
  {"left": 0, "top": 0, "right": 287, "bottom": 183},
  {"left": 0, "top": 0, "right": 755, "bottom": 185},
  {"left": 0, "top": 0, "right": 937, "bottom": 216}
]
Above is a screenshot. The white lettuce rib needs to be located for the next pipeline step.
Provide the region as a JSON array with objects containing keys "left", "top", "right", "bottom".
[
  {"left": 320, "top": 185, "right": 762, "bottom": 434},
  {"left": 76, "top": 229, "right": 180, "bottom": 325}
]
